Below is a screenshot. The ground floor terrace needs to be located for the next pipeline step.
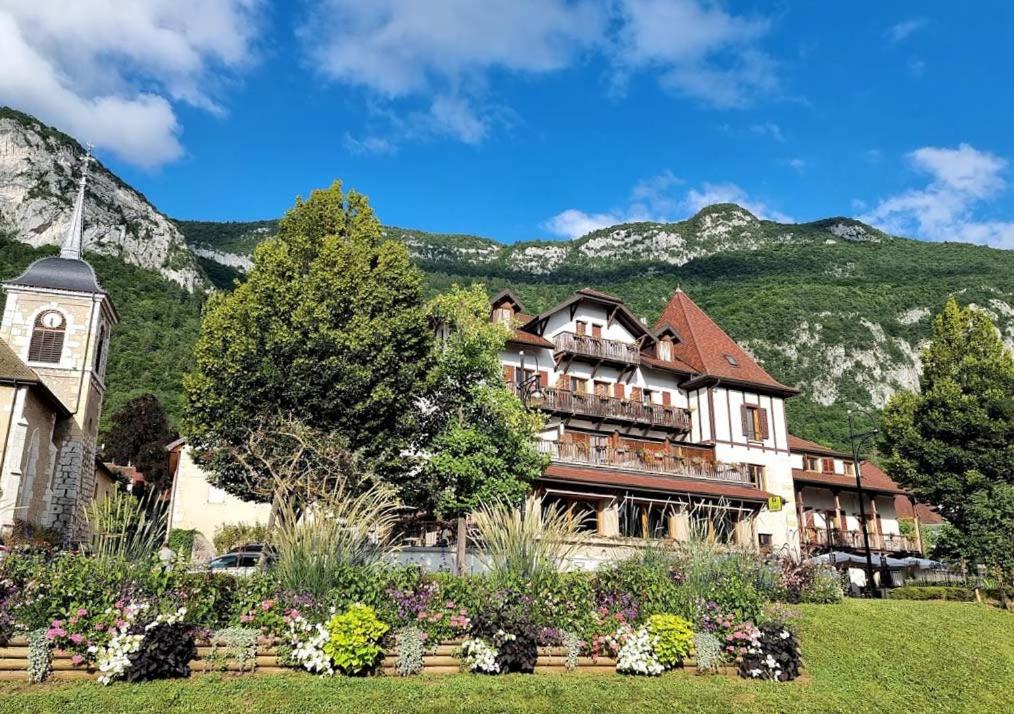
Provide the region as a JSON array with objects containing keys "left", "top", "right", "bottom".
[{"left": 1, "top": 600, "right": 1008, "bottom": 714}]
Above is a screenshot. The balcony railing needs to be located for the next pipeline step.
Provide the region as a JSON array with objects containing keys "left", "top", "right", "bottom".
[
  {"left": 553, "top": 332, "right": 641, "bottom": 366},
  {"left": 801, "top": 527, "right": 918, "bottom": 553},
  {"left": 537, "top": 440, "right": 754, "bottom": 486},
  {"left": 517, "top": 385, "right": 692, "bottom": 431}
]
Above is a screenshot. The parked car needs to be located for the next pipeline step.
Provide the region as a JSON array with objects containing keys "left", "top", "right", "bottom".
[{"left": 206, "top": 550, "right": 267, "bottom": 576}]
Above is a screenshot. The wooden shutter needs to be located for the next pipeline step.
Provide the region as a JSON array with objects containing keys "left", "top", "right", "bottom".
[
  {"left": 758, "top": 408, "right": 770, "bottom": 439},
  {"left": 556, "top": 374, "right": 570, "bottom": 390},
  {"left": 740, "top": 405, "right": 753, "bottom": 440},
  {"left": 591, "top": 324, "right": 602, "bottom": 339},
  {"left": 503, "top": 365, "right": 514, "bottom": 384},
  {"left": 575, "top": 320, "right": 587, "bottom": 336},
  {"left": 822, "top": 458, "right": 835, "bottom": 474},
  {"left": 661, "top": 391, "right": 671, "bottom": 406},
  {"left": 614, "top": 382, "right": 625, "bottom": 399},
  {"left": 538, "top": 371, "right": 549, "bottom": 387},
  {"left": 631, "top": 386, "right": 643, "bottom": 402}
]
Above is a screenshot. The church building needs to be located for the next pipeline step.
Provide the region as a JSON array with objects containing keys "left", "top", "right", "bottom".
[{"left": 0, "top": 153, "right": 117, "bottom": 541}]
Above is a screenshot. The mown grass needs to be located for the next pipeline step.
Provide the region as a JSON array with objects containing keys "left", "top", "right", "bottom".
[{"left": 0, "top": 600, "right": 1010, "bottom": 714}]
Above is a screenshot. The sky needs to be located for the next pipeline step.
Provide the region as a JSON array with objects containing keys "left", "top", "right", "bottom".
[{"left": 3, "top": 1, "right": 1014, "bottom": 248}]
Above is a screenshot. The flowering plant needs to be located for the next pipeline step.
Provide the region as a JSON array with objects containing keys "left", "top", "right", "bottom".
[
  {"left": 285, "top": 613, "right": 334, "bottom": 675},
  {"left": 615, "top": 626, "right": 664, "bottom": 676},
  {"left": 387, "top": 581, "right": 471, "bottom": 641},
  {"left": 89, "top": 604, "right": 190, "bottom": 685},
  {"left": 459, "top": 637, "right": 500, "bottom": 673},
  {"left": 737, "top": 623, "right": 801, "bottom": 681},
  {"left": 724, "top": 622, "right": 762, "bottom": 660}
]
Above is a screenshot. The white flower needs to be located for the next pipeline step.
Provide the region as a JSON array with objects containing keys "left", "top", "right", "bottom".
[
  {"left": 460, "top": 638, "right": 500, "bottom": 673},
  {"left": 616, "top": 627, "right": 663, "bottom": 676}
]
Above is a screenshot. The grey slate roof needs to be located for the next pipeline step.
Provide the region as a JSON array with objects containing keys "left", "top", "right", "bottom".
[{"left": 5, "top": 256, "right": 105, "bottom": 294}]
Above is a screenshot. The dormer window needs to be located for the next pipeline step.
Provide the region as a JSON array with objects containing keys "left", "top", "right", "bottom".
[
  {"left": 657, "top": 336, "right": 673, "bottom": 361},
  {"left": 723, "top": 353, "right": 740, "bottom": 367},
  {"left": 29, "top": 311, "right": 66, "bottom": 363},
  {"left": 493, "top": 304, "right": 514, "bottom": 325}
]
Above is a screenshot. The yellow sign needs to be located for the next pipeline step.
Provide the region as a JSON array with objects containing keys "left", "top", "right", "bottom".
[{"left": 767, "top": 496, "right": 784, "bottom": 512}]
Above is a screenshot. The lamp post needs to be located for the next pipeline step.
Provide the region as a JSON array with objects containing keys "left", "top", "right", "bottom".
[{"left": 848, "top": 411, "right": 879, "bottom": 597}]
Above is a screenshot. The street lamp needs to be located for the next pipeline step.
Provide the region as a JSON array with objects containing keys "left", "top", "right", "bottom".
[
  {"left": 517, "top": 350, "right": 544, "bottom": 403},
  {"left": 848, "top": 410, "right": 879, "bottom": 598}
]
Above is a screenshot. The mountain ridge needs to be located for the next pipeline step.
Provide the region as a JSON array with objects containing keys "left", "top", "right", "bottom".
[{"left": 4, "top": 107, "right": 1014, "bottom": 449}]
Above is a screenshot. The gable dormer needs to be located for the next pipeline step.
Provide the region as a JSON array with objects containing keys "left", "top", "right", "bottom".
[{"left": 490, "top": 289, "right": 525, "bottom": 327}]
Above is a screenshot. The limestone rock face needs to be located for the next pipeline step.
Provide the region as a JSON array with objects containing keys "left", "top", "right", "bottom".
[{"left": 0, "top": 113, "right": 205, "bottom": 291}]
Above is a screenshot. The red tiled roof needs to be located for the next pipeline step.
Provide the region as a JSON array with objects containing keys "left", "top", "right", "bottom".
[
  {"left": 654, "top": 290, "right": 795, "bottom": 393},
  {"left": 787, "top": 434, "right": 851, "bottom": 458},
  {"left": 640, "top": 353, "right": 698, "bottom": 375},
  {"left": 542, "top": 463, "right": 773, "bottom": 502},
  {"left": 792, "top": 460, "right": 908, "bottom": 495},
  {"left": 894, "top": 495, "right": 946, "bottom": 525},
  {"left": 507, "top": 330, "right": 555, "bottom": 349}
]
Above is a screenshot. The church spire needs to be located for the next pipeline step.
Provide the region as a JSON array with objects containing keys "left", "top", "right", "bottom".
[{"left": 60, "top": 147, "right": 93, "bottom": 261}]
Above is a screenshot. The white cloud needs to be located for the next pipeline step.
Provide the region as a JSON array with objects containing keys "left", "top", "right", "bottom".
[
  {"left": 614, "top": 0, "right": 777, "bottom": 107},
  {"left": 886, "top": 18, "right": 928, "bottom": 44},
  {"left": 861, "top": 143, "right": 1014, "bottom": 248},
  {"left": 781, "top": 158, "right": 808, "bottom": 173},
  {"left": 307, "top": 1, "right": 781, "bottom": 151},
  {"left": 543, "top": 172, "right": 792, "bottom": 238},
  {"left": 0, "top": 1, "right": 261, "bottom": 167},
  {"left": 750, "top": 121, "right": 784, "bottom": 142}
]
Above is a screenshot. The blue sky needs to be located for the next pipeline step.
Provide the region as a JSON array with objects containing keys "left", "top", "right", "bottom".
[{"left": 4, "top": 2, "right": 1014, "bottom": 247}]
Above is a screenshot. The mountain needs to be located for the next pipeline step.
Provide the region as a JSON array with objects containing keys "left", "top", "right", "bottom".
[
  {"left": 4, "top": 107, "right": 1014, "bottom": 449},
  {"left": 0, "top": 108, "right": 205, "bottom": 290},
  {"left": 179, "top": 207, "right": 1014, "bottom": 449}
]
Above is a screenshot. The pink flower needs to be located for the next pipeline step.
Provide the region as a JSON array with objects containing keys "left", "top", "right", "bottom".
[
  {"left": 69, "top": 617, "right": 79, "bottom": 626},
  {"left": 76, "top": 608, "right": 88, "bottom": 617},
  {"left": 71, "top": 654, "right": 84, "bottom": 666},
  {"left": 69, "top": 633, "right": 85, "bottom": 645}
]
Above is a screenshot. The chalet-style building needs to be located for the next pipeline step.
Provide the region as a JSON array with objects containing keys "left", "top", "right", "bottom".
[
  {"left": 0, "top": 154, "right": 117, "bottom": 541},
  {"left": 789, "top": 435, "right": 923, "bottom": 556},
  {"left": 493, "top": 287, "right": 801, "bottom": 553}
]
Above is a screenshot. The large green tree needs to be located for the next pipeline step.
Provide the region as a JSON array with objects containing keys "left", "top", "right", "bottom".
[
  {"left": 880, "top": 298, "right": 1014, "bottom": 602},
  {"left": 183, "top": 182, "right": 434, "bottom": 500},
  {"left": 100, "top": 393, "right": 178, "bottom": 489},
  {"left": 417, "top": 285, "right": 545, "bottom": 571}
]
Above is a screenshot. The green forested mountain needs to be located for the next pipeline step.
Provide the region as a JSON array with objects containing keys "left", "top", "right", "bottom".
[
  {"left": 177, "top": 208, "right": 1014, "bottom": 449},
  {"left": 4, "top": 108, "right": 1014, "bottom": 449}
]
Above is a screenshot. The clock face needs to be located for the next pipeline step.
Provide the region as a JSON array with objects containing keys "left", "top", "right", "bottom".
[{"left": 40, "top": 311, "right": 64, "bottom": 329}]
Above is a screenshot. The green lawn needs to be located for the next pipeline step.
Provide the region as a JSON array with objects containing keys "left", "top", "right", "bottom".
[{"left": 0, "top": 600, "right": 1010, "bottom": 714}]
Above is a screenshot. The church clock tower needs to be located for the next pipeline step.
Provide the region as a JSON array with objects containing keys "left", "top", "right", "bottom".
[{"left": 0, "top": 150, "right": 118, "bottom": 537}]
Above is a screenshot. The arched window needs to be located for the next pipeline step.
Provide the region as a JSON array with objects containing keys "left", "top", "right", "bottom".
[
  {"left": 94, "top": 323, "right": 108, "bottom": 372},
  {"left": 28, "top": 310, "right": 66, "bottom": 363}
]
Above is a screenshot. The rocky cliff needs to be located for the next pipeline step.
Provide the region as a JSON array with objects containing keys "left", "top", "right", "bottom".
[{"left": 0, "top": 108, "right": 205, "bottom": 290}]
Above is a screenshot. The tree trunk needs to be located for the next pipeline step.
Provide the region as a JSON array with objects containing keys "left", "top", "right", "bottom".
[
  {"left": 259, "top": 490, "right": 281, "bottom": 571},
  {"left": 456, "top": 515, "right": 468, "bottom": 576}
]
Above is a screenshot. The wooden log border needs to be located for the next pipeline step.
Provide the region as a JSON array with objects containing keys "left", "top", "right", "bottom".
[{"left": 0, "top": 638, "right": 741, "bottom": 681}]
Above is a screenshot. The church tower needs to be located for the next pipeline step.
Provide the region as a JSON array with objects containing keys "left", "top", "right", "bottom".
[{"left": 0, "top": 150, "right": 118, "bottom": 537}]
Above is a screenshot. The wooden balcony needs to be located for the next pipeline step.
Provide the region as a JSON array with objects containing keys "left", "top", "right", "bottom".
[
  {"left": 801, "top": 527, "right": 918, "bottom": 553},
  {"left": 520, "top": 385, "right": 692, "bottom": 432},
  {"left": 553, "top": 332, "right": 641, "bottom": 366},
  {"left": 536, "top": 440, "right": 754, "bottom": 486}
]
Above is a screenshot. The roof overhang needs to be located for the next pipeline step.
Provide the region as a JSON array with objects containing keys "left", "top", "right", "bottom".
[{"left": 681, "top": 374, "right": 800, "bottom": 398}]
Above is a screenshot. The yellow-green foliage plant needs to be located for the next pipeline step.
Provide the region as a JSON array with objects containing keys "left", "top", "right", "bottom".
[
  {"left": 322, "top": 604, "right": 390, "bottom": 675},
  {"left": 647, "top": 614, "right": 695, "bottom": 669}
]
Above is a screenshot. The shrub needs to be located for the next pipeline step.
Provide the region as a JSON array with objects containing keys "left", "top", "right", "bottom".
[
  {"left": 888, "top": 586, "right": 975, "bottom": 601},
  {"left": 459, "top": 637, "right": 501, "bottom": 673},
  {"left": 84, "top": 491, "right": 165, "bottom": 562},
  {"left": 322, "top": 604, "right": 389, "bottom": 675},
  {"left": 124, "top": 621, "right": 197, "bottom": 683},
  {"left": 471, "top": 588, "right": 539, "bottom": 674},
  {"left": 394, "top": 626, "right": 426, "bottom": 676},
  {"left": 694, "top": 632, "right": 723, "bottom": 674},
  {"left": 800, "top": 565, "right": 844, "bottom": 604},
  {"left": 737, "top": 622, "right": 801, "bottom": 682},
  {"left": 167, "top": 529, "right": 198, "bottom": 561},
  {"left": 206, "top": 627, "right": 259, "bottom": 673},
  {"left": 646, "top": 613, "right": 694, "bottom": 668},
  {"left": 561, "top": 631, "right": 582, "bottom": 671},
  {"left": 0, "top": 576, "right": 17, "bottom": 645},
  {"left": 27, "top": 628, "right": 52, "bottom": 683},
  {"left": 2, "top": 520, "right": 62, "bottom": 548},
  {"left": 212, "top": 523, "right": 269, "bottom": 555}
]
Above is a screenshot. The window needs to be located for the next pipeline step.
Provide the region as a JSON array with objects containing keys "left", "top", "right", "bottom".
[
  {"left": 591, "top": 324, "right": 603, "bottom": 339},
  {"left": 741, "top": 404, "right": 769, "bottom": 441},
  {"left": 642, "top": 389, "right": 655, "bottom": 404},
  {"left": 28, "top": 310, "right": 65, "bottom": 363},
  {"left": 804, "top": 455, "right": 819, "bottom": 472},
  {"left": 493, "top": 305, "right": 514, "bottom": 325},
  {"left": 821, "top": 458, "right": 835, "bottom": 474},
  {"left": 575, "top": 320, "right": 587, "bottom": 336},
  {"left": 570, "top": 377, "right": 589, "bottom": 394},
  {"left": 543, "top": 495, "right": 597, "bottom": 534},
  {"left": 208, "top": 485, "right": 226, "bottom": 504},
  {"left": 747, "top": 464, "right": 766, "bottom": 489},
  {"left": 593, "top": 380, "right": 609, "bottom": 397},
  {"left": 94, "top": 324, "right": 108, "bottom": 371},
  {"left": 723, "top": 353, "right": 740, "bottom": 367}
]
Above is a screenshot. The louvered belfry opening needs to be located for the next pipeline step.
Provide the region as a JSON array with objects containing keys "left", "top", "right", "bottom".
[{"left": 28, "top": 311, "right": 66, "bottom": 363}]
